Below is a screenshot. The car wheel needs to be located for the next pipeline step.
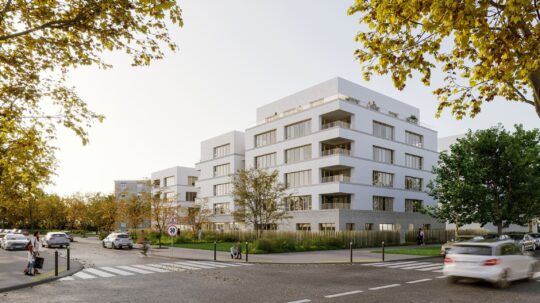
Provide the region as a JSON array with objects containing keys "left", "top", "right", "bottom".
[
  {"left": 495, "top": 270, "right": 510, "bottom": 289},
  {"left": 128, "top": 245, "right": 133, "bottom": 250},
  {"left": 111, "top": 243, "right": 116, "bottom": 249},
  {"left": 527, "top": 265, "right": 534, "bottom": 280},
  {"left": 102, "top": 242, "right": 106, "bottom": 248}
]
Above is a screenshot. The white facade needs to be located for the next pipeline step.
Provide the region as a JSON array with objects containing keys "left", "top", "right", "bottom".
[
  {"left": 196, "top": 77, "right": 443, "bottom": 233},
  {"left": 150, "top": 166, "right": 200, "bottom": 210}
]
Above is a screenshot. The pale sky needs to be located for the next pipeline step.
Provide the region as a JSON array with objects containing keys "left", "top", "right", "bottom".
[{"left": 47, "top": 0, "right": 540, "bottom": 195}]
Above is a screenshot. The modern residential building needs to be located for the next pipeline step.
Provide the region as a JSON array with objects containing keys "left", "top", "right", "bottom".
[
  {"left": 195, "top": 131, "right": 245, "bottom": 231},
  {"left": 113, "top": 180, "right": 152, "bottom": 229},
  {"left": 196, "top": 77, "right": 443, "bottom": 237}
]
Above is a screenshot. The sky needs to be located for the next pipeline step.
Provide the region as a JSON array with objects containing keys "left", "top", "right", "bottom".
[{"left": 47, "top": 0, "right": 540, "bottom": 195}]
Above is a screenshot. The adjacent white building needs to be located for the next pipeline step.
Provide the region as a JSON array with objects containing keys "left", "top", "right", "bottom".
[{"left": 196, "top": 77, "right": 444, "bottom": 234}]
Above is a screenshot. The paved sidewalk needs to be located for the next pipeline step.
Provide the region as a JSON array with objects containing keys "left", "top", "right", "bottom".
[{"left": 0, "top": 248, "right": 83, "bottom": 293}]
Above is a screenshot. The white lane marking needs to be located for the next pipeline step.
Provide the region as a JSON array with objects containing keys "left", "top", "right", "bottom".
[
  {"left": 170, "top": 263, "right": 201, "bottom": 270},
  {"left": 99, "top": 267, "right": 135, "bottom": 276},
  {"left": 175, "top": 262, "right": 214, "bottom": 269},
  {"left": 432, "top": 269, "right": 444, "bottom": 273},
  {"left": 406, "top": 278, "right": 432, "bottom": 284},
  {"left": 133, "top": 264, "right": 170, "bottom": 273},
  {"left": 369, "top": 284, "right": 401, "bottom": 290},
  {"left": 324, "top": 290, "right": 363, "bottom": 298},
  {"left": 371, "top": 261, "right": 419, "bottom": 267},
  {"left": 234, "top": 262, "right": 253, "bottom": 266},
  {"left": 362, "top": 262, "right": 386, "bottom": 266},
  {"left": 187, "top": 261, "right": 231, "bottom": 268},
  {"left": 117, "top": 265, "right": 154, "bottom": 274},
  {"left": 533, "top": 272, "right": 540, "bottom": 279},
  {"left": 389, "top": 262, "right": 432, "bottom": 269},
  {"left": 436, "top": 276, "right": 447, "bottom": 279},
  {"left": 59, "top": 277, "right": 74, "bottom": 281},
  {"left": 416, "top": 265, "right": 444, "bottom": 271},
  {"left": 74, "top": 272, "right": 97, "bottom": 280},
  {"left": 84, "top": 268, "right": 115, "bottom": 278},
  {"left": 287, "top": 300, "right": 311, "bottom": 303},
  {"left": 145, "top": 263, "right": 186, "bottom": 272}
]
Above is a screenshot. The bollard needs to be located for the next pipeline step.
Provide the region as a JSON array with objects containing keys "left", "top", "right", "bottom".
[
  {"left": 350, "top": 241, "right": 353, "bottom": 264},
  {"left": 214, "top": 241, "right": 217, "bottom": 261},
  {"left": 67, "top": 246, "right": 70, "bottom": 271},
  {"left": 54, "top": 250, "right": 59, "bottom": 276},
  {"left": 382, "top": 241, "right": 385, "bottom": 262},
  {"left": 245, "top": 242, "right": 249, "bottom": 263}
]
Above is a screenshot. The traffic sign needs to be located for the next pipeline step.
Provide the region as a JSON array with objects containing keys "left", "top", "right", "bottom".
[
  {"left": 167, "top": 225, "right": 178, "bottom": 237},
  {"left": 168, "top": 216, "right": 177, "bottom": 225}
]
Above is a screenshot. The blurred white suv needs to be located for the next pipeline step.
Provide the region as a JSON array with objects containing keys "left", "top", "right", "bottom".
[
  {"left": 102, "top": 233, "right": 133, "bottom": 249},
  {"left": 43, "top": 232, "right": 70, "bottom": 248}
]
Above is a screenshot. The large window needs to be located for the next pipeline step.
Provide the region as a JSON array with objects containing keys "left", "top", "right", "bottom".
[
  {"left": 213, "top": 163, "right": 230, "bottom": 177},
  {"left": 120, "top": 182, "right": 127, "bottom": 190},
  {"left": 213, "top": 144, "right": 230, "bottom": 158},
  {"left": 186, "top": 192, "right": 197, "bottom": 202},
  {"left": 373, "top": 196, "right": 394, "bottom": 211},
  {"left": 164, "top": 176, "right": 176, "bottom": 187},
  {"left": 255, "top": 153, "right": 276, "bottom": 169},
  {"left": 296, "top": 223, "right": 311, "bottom": 231},
  {"left": 213, "top": 203, "right": 229, "bottom": 215},
  {"left": 285, "top": 170, "right": 311, "bottom": 188},
  {"left": 214, "top": 183, "right": 233, "bottom": 196},
  {"left": 373, "top": 121, "right": 394, "bottom": 140},
  {"left": 188, "top": 176, "right": 198, "bottom": 186},
  {"left": 373, "top": 171, "right": 394, "bottom": 187},
  {"left": 405, "top": 154, "right": 423, "bottom": 169},
  {"left": 285, "top": 145, "right": 311, "bottom": 163},
  {"left": 319, "top": 223, "right": 336, "bottom": 232},
  {"left": 373, "top": 146, "right": 394, "bottom": 164},
  {"left": 346, "top": 223, "right": 355, "bottom": 231},
  {"left": 285, "top": 195, "right": 312, "bottom": 211},
  {"left": 164, "top": 192, "right": 176, "bottom": 202},
  {"left": 405, "top": 131, "right": 423, "bottom": 148},
  {"left": 405, "top": 199, "right": 423, "bottom": 213},
  {"left": 255, "top": 130, "right": 276, "bottom": 147},
  {"left": 405, "top": 176, "right": 423, "bottom": 191},
  {"left": 285, "top": 120, "right": 311, "bottom": 139},
  {"left": 364, "top": 223, "right": 374, "bottom": 231},
  {"left": 379, "top": 223, "right": 397, "bottom": 231}
]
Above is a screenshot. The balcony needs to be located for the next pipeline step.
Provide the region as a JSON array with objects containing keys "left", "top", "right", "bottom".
[
  {"left": 322, "top": 148, "right": 351, "bottom": 156},
  {"left": 320, "top": 110, "right": 352, "bottom": 130},
  {"left": 321, "top": 166, "right": 352, "bottom": 183},
  {"left": 321, "top": 175, "right": 351, "bottom": 183},
  {"left": 321, "top": 139, "right": 353, "bottom": 157},
  {"left": 322, "top": 120, "right": 351, "bottom": 130},
  {"left": 321, "top": 193, "right": 351, "bottom": 209}
]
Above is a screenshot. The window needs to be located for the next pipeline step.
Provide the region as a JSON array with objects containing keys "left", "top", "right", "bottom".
[
  {"left": 285, "top": 170, "right": 311, "bottom": 188},
  {"left": 120, "top": 182, "right": 127, "bottom": 190},
  {"left": 319, "top": 223, "right": 336, "bottom": 232},
  {"left": 285, "top": 120, "right": 311, "bottom": 139},
  {"left": 164, "top": 176, "right": 176, "bottom": 187},
  {"left": 255, "top": 153, "right": 276, "bottom": 169},
  {"left": 255, "top": 130, "right": 276, "bottom": 147},
  {"left": 500, "top": 244, "right": 520, "bottom": 256},
  {"left": 213, "top": 203, "right": 229, "bottom": 215},
  {"left": 373, "top": 121, "right": 394, "bottom": 140},
  {"left": 188, "top": 176, "right": 198, "bottom": 186},
  {"left": 405, "top": 154, "right": 423, "bottom": 169},
  {"left": 423, "top": 224, "right": 431, "bottom": 230},
  {"left": 373, "top": 196, "right": 394, "bottom": 211},
  {"left": 345, "top": 223, "right": 355, "bottom": 231},
  {"left": 136, "top": 183, "right": 143, "bottom": 190},
  {"left": 153, "top": 179, "right": 160, "bottom": 187},
  {"left": 285, "top": 145, "right": 311, "bottom": 163},
  {"left": 186, "top": 192, "right": 197, "bottom": 202},
  {"left": 364, "top": 223, "right": 373, "bottom": 231},
  {"left": 285, "top": 195, "right": 312, "bottom": 211},
  {"left": 408, "top": 224, "right": 414, "bottom": 231},
  {"left": 379, "top": 223, "right": 396, "bottom": 231},
  {"left": 405, "top": 199, "right": 423, "bottom": 212},
  {"left": 213, "top": 163, "right": 230, "bottom": 177},
  {"left": 164, "top": 192, "right": 176, "bottom": 202},
  {"left": 405, "top": 176, "right": 423, "bottom": 191},
  {"left": 213, "top": 144, "right": 230, "bottom": 158},
  {"left": 296, "top": 223, "right": 311, "bottom": 231},
  {"left": 373, "top": 146, "right": 394, "bottom": 164},
  {"left": 214, "top": 183, "right": 233, "bottom": 196},
  {"left": 405, "top": 131, "right": 423, "bottom": 148},
  {"left": 373, "top": 171, "right": 394, "bottom": 187}
]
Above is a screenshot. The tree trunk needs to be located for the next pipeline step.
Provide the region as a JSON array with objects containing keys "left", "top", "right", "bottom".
[
  {"left": 529, "top": 67, "right": 540, "bottom": 118},
  {"left": 497, "top": 222, "right": 503, "bottom": 236},
  {"left": 454, "top": 222, "right": 459, "bottom": 240},
  {"left": 528, "top": 220, "right": 533, "bottom": 233}
]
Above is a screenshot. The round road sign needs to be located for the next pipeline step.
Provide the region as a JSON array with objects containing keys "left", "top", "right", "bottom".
[{"left": 167, "top": 225, "right": 178, "bottom": 237}]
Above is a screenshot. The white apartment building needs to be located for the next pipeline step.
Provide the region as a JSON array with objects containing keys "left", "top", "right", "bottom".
[
  {"left": 196, "top": 77, "right": 444, "bottom": 235},
  {"left": 114, "top": 180, "right": 152, "bottom": 229},
  {"left": 195, "top": 131, "right": 245, "bottom": 231}
]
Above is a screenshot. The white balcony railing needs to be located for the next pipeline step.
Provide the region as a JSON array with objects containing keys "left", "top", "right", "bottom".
[
  {"left": 321, "top": 148, "right": 351, "bottom": 157},
  {"left": 321, "top": 120, "right": 351, "bottom": 130},
  {"left": 321, "top": 175, "right": 351, "bottom": 183},
  {"left": 321, "top": 202, "right": 351, "bottom": 210}
]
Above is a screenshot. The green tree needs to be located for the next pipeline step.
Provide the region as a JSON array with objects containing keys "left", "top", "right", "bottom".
[
  {"left": 65, "top": 194, "right": 90, "bottom": 231},
  {"left": 149, "top": 189, "right": 177, "bottom": 248},
  {"left": 121, "top": 194, "right": 151, "bottom": 229},
  {"left": 232, "top": 168, "right": 290, "bottom": 238},
  {"left": 88, "top": 193, "right": 119, "bottom": 234},
  {"left": 348, "top": 1, "right": 540, "bottom": 118},
  {"left": 427, "top": 125, "right": 540, "bottom": 235},
  {"left": 37, "top": 193, "right": 68, "bottom": 230}
]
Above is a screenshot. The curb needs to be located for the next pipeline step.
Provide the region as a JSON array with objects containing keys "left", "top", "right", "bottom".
[{"left": 0, "top": 259, "right": 84, "bottom": 294}]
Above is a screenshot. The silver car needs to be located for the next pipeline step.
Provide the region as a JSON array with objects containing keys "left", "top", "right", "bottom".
[
  {"left": 102, "top": 233, "right": 133, "bottom": 249},
  {"left": 1, "top": 234, "right": 29, "bottom": 250},
  {"left": 530, "top": 233, "right": 540, "bottom": 250},
  {"left": 43, "top": 232, "right": 70, "bottom": 248},
  {"left": 507, "top": 233, "right": 536, "bottom": 251}
]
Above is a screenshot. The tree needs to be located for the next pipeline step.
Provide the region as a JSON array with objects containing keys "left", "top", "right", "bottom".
[
  {"left": 149, "top": 190, "right": 177, "bottom": 248},
  {"left": 65, "top": 194, "right": 90, "bottom": 231},
  {"left": 232, "top": 168, "right": 290, "bottom": 238},
  {"left": 0, "top": 0, "right": 183, "bottom": 209},
  {"left": 37, "top": 193, "right": 67, "bottom": 230},
  {"left": 427, "top": 125, "right": 540, "bottom": 235},
  {"left": 348, "top": 1, "right": 540, "bottom": 118},
  {"left": 183, "top": 201, "right": 212, "bottom": 237},
  {"left": 121, "top": 194, "right": 151, "bottom": 229},
  {"left": 88, "top": 193, "right": 119, "bottom": 234}
]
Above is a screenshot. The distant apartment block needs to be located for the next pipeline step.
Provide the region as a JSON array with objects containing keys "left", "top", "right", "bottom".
[{"left": 113, "top": 180, "right": 152, "bottom": 229}]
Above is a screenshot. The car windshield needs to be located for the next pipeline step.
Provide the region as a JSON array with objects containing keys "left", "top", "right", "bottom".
[
  {"left": 52, "top": 234, "right": 66, "bottom": 238},
  {"left": 530, "top": 234, "right": 540, "bottom": 239},
  {"left": 507, "top": 234, "right": 523, "bottom": 240},
  {"left": 117, "top": 234, "right": 129, "bottom": 239},
  {"left": 448, "top": 245, "right": 492, "bottom": 256},
  {"left": 6, "top": 235, "right": 26, "bottom": 240}
]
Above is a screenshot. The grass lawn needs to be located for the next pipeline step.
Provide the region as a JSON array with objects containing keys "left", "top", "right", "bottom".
[
  {"left": 370, "top": 246, "right": 441, "bottom": 257},
  {"left": 172, "top": 242, "right": 237, "bottom": 252}
]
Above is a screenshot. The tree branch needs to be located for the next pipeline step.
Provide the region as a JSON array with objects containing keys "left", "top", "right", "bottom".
[
  {"left": 507, "top": 82, "right": 535, "bottom": 105},
  {"left": 534, "top": 0, "right": 540, "bottom": 22}
]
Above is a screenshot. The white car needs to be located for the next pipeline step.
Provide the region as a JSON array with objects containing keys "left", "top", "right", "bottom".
[
  {"left": 1, "top": 234, "right": 29, "bottom": 250},
  {"left": 102, "top": 233, "right": 133, "bottom": 249},
  {"left": 443, "top": 240, "right": 537, "bottom": 288},
  {"left": 43, "top": 232, "right": 71, "bottom": 248}
]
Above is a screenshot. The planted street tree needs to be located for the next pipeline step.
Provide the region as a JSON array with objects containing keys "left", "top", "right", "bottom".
[
  {"left": 184, "top": 201, "right": 212, "bottom": 239},
  {"left": 121, "top": 194, "right": 151, "bottom": 230},
  {"left": 428, "top": 125, "right": 540, "bottom": 235},
  {"left": 232, "top": 168, "right": 290, "bottom": 238},
  {"left": 88, "top": 193, "right": 119, "bottom": 236},
  {"left": 149, "top": 190, "right": 178, "bottom": 248},
  {"left": 348, "top": 1, "right": 540, "bottom": 118}
]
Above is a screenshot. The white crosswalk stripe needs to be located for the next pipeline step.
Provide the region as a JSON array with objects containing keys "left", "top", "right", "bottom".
[
  {"left": 117, "top": 265, "right": 155, "bottom": 274},
  {"left": 175, "top": 261, "right": 215, "bottom": 269},
  {"left": 99, "top": 267, "right": 135, "bottom": 276},
  {"left": 170, "top": 262, "right": 202, "bottom": 270},
  {"left": 145, "top": 263, "right": 186, "bottom": 272},
  {"left": 132, "top": 264, "right": 171, "bottom": 273},
  {"left": 400, "top": 263, "right": 442, "bottom": 270},
  {"left": 362, "top": 260, "right": 444, "bottom": 274},
  {"left": 387, "top": 262, "right": 432, "bottom": 269},
  {"left": 74, "top": 271, "right": 97, "bottom": 280},
  {"left": 186, "top": 261, "right": 233, "bottom": 268},
  {"left": 416, "top": 265, "right": 444, "bottom": 271},
  {"left": 84, "top": 268, "right": 116, "bottom": 278},
  {"left": 371, "top": 261, "right": 419, "bottom": 267}
]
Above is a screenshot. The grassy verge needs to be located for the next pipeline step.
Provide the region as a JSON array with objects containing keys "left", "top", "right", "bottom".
[
  {"left": 172, "top": 242, "right": 236, "bottom": 252},
  {"left": 370, "top": 246, "right": 441, "bottom": 257}
]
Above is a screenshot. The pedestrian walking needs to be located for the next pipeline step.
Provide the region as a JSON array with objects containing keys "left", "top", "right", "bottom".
[
  {"left": 30, "top": 232, "right": 42, "bottom": 274},
  {"left": 24, "top": 243, "right": 35, "bottom": 276},
  {"left": 417, "top": 228, "right": 425, "bottom": 246}
]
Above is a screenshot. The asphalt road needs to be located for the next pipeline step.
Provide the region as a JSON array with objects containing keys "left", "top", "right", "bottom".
[{"left": 2, "top": 240, "right": 539, "bottom": 303}]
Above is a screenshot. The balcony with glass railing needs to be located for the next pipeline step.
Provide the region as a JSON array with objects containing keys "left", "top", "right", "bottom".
[
  {"left": 321, "top": 139, "right": 352, "bottom": 157},
  {"left": 321, "top": 167, "right": 352, "bottom": 183},
  {"left": 321, "top": 194, "right": 352, "bottom": 209},
  {"left": 320, "top": 110, "right": 352, "bottom": 130}
]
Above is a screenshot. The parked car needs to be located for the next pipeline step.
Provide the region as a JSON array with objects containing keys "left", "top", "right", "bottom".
[
  {"left": 102, "top": 233, "right": 133, "bottom": 249},
  {"left": 43, "top": 232, "right": 70, "bottom": 248},
  {"left": 61, "top": 231, "right": 74, "bottom": 242},
  {"left": 530, "top": 233, "right": 540, "bottom": 250},
  {"left": 443, "top": 239, "right": 537, "bottom": 288},
  {"left": 507, "top": 233, "right": 536, "bottom": 251},
  {"left": 441, "top": 235, "right": 484, "bottom": 257},
  {"left": 1, "top": 234, "right": 29, "bottom": 250},
  {"left": 483, "top": 234, "right": 511, "bottom": 241}
]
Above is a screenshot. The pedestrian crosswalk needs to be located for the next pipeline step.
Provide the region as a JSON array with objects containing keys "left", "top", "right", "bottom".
[
  {"left": 60, "top": 261, "right": 252, "bottom": 282},
  {"left": 362, "top": 260, "right": 444, "bottom": 273}
]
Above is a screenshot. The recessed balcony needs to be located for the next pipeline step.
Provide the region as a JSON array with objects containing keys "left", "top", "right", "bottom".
[
  {"left": 321, "top": 166, "right": 352, "bottom": 183},
  {"left": 321, "top": 139, "right": 352, "bottom": 157},
  {"left": 321, "top": 193, "right": 351, "bottom": 209},
  {"left": 321, "top": 110, "right": 352, "bottom": 130}
]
